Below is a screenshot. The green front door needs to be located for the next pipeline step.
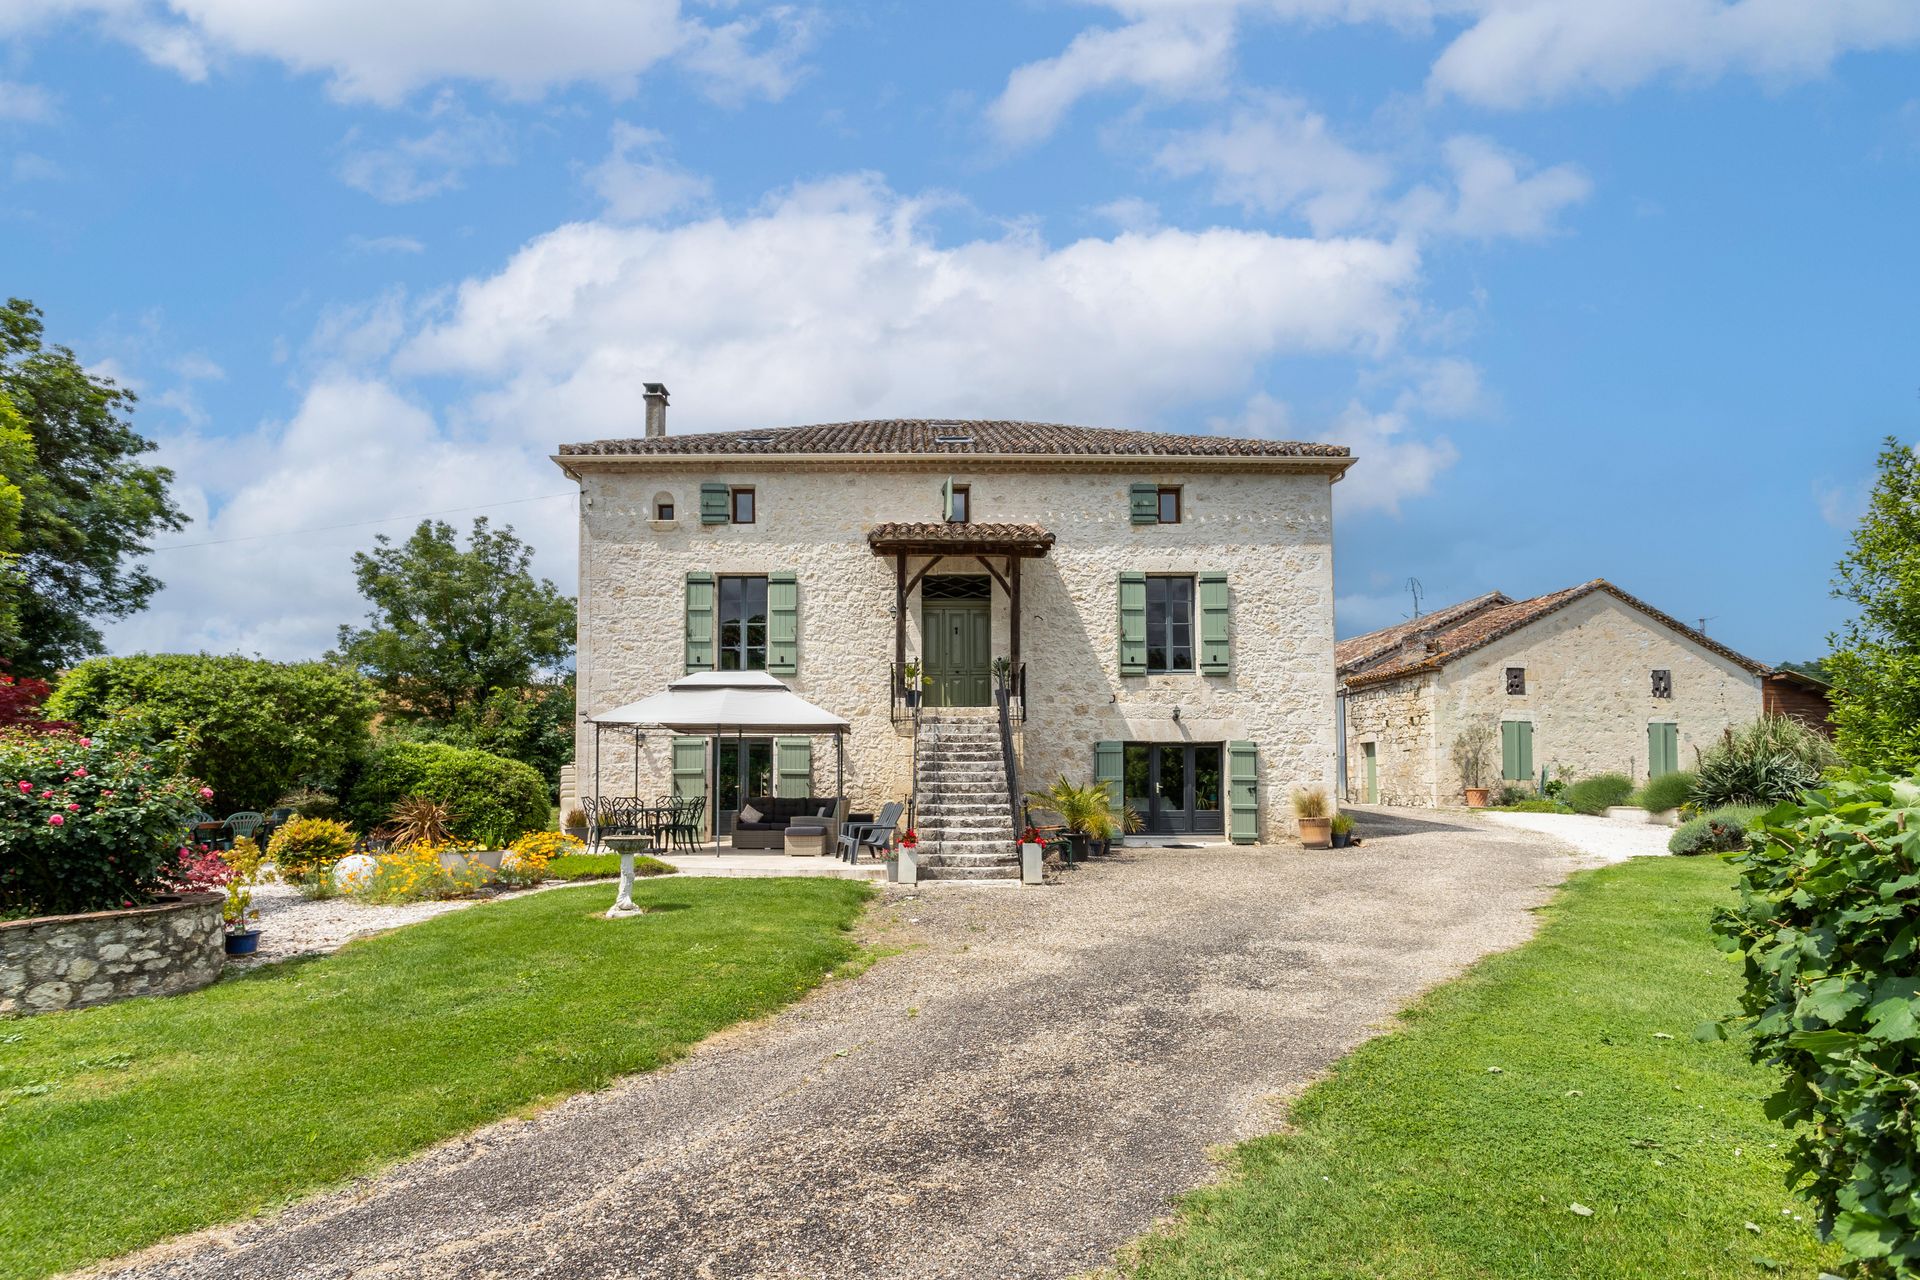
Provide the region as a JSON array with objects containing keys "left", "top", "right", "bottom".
[
  {"left": 1363, "top": 742, "right": 1378, "bottom": 804},
  {"left": 923, "top": 599, "right": 991, "bottom": 707}
]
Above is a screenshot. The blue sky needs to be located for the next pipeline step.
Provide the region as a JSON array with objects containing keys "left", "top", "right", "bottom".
[{"left": 2, "top": 1, "right": 1915, "bottom": 665}]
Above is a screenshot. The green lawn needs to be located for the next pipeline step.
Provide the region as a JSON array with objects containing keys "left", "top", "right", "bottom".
[
  {"left": 547, "top": 851, "right": 676, "bottom": 880},
  {"left": 1122, "top": 857, "right": 1842, "bottom": 1280},
  {"left": 0, "top": 877, "right": 871, "bottom": 1280}
]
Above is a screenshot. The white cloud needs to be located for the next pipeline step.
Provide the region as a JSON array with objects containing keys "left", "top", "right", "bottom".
[
  {"left": 399, "top": 174, "right": 1422, "bottom": 437},
  {"left": 1153, "top": 93, "right": 1394, "bottom": 233},
  {"left": 1212, "top": 386, "right": 1460, "bottom": 515},
  {"left": 1815, "top": 474, "right": 1874, "bottom": 531},
  {"left": 989, "top": 8, "right": 1237, "bottom": 145},
  {"left": 337, "top": 92, "right": 512, "bottom": 202},
  {"left": 586, "top": 122, "right": 712, "bottom": 222},
  {"left": 1395, "top": 135, "right": 1590, "bottom": 239},
  {"left": 346, "top": 233, "right": 428, "bottom": 255},
  {"left": 0, "top": 0, "right": 812, "bottom": 107},
  {"left": 1153, "top": 98, "right": 1588, "bottom": 240},
  {"left": 990, "top": 0, "right": 1920, "bottom": 131},
  {"left": 108, "top": 379, "right": 576, "bottom": 656},
  {"left": 1429, "top": 0, "right": 1920, "bottom": 109},
  {"left": 0, "top": 80, "right": 56, "bottom": 122}
]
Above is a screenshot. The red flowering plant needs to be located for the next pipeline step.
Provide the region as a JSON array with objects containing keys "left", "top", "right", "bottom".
[
  {"left": 160, "top": 843, "right": 234, "bottom": 895},
  {"left": 899, "top": 828, "right": 918, "bottom": 848},
  {"left": 0, "top": 728, "right": 208, "bottom": 917}
]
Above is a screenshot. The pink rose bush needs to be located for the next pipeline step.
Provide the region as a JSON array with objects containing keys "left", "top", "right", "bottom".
[{"left": 1, "top": 729, "right": 207, "bottom": 916}]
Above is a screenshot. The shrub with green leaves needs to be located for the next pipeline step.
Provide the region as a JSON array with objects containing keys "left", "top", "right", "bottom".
[
  {"left": 1561, "top": 772, "right": 1633, "bottom": 815},
  {"left": 1667, "top": 804, "right": 1765, "bottom": 855},
  {"left": 347, "top": 740, "right": 549, "bottom": 848},
  {"left": 266, "top": 816, "right": 356, "bottom": 883},
  {"left": 46, "top": 654, "right": 377, "bottom": 810},
  {"left": 1708, "top": 775, "right": 1920, "bottom": 1277},
  {"left": 1634, "top": 769, "right": 1696, "bottom": 813},
  {"left": 1692, "top": 714, "right": 1842, "bottom": 810}
]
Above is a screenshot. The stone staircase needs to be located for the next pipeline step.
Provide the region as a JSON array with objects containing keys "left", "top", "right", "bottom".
[{"left": 912, "top": 711, "right": 1020, "bottom": 881}]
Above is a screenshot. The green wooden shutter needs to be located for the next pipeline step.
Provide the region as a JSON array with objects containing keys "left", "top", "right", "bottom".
[
  {"left": 774, "top": 737, "right": 812, "bottom": 799},
  {"left": 941, "top": 476, "right": 954, "bottom": 522},
  {"left": 672, "top": 736, "right": 708, "bottom": 799},
  {"left": 1198, "top": 571, "right": 1230, "bottom": 674},
  {"left": 767, "top": 571, "right": 798, "bottom": 675},
  {"left": 1649, "top": 723, "right": 1678, "bottom": 777},
  {"left": 1094, "top": 741, "right": 1125, "bottom": 822},
  {"left": 1129, "top": 482, "right": 1159, "bottom": 524},
  {"left": 1227, "top": 741, "right": 1259, "bottom": 844},
  {"left": 1118, "top": 571, "right": 1147, "bottom": 675},
  {"left": 684, "top": 571, "right": 715, "bottom": 672},
  {"left": 699, "top": 482, "right": 729, "bottom": 524},
  {"left": 1500, "top": 721, "right": 1534, "bottom": 781}
]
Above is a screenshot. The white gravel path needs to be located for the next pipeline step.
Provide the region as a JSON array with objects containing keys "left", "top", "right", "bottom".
[{"left": 1478, "top": 810, "right": 1673, "bottom": 863}]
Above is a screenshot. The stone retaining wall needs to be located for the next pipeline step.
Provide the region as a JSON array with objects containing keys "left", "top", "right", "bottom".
[{"left": 0, "top": 891, "right": 225, "bottom": 1016}]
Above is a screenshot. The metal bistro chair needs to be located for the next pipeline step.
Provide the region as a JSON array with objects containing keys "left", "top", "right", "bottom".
[
  {"left": 668, "top": 794, "right": 705, "bottom": 853},
  {"left": 224, "top": 811, "right": 266, "bottom": 842},
  {"left": 837, "top": 801, "right": 904, "bottom": 864}
]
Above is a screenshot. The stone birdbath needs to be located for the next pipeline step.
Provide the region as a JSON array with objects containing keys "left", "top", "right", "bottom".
[{"left": 602, "top": 833, "right": 657, "bottom": 919}]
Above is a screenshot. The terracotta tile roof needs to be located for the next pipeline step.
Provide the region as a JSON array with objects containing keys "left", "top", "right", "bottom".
[
  {"left": 866, "top": 522, "right": 1056, "bottom": 554},
  {"left": 1340, "top": 579, "right": 1771, "bottom": 689},
  {"left": 1335, "top": 591, "right": 1511, "bottom": 674},
  {"left": 559, "top": 419, "right": 1351, "bottom": 459}
]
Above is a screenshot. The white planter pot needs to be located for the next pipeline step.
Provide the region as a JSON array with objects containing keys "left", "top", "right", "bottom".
[
  {"left": 1020, "top": 842, "right": 1042, "bottom": 885},
  {"left": 898, "top": 846, "right": 920, "bottom": 885}
]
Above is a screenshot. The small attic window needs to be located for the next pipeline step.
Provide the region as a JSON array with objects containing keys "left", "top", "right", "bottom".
[
  {"left": 737, "top": 435, "right": 774, "bottom": 446},
  {"left": 934, "top": 433, "right": 974, "bottom": 445}
]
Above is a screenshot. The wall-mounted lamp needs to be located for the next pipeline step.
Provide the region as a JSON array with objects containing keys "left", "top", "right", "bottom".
[{"left": 888, "top": 603, "right": 899, "bottom": 617}]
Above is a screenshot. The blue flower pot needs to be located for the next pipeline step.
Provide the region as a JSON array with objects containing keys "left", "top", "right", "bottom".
[{"left": 224, "top": 929, "right": 261, "bottom": 956}]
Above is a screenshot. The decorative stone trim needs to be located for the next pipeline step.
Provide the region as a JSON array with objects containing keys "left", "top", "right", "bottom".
[{"left": 0, "top": 892, "right": 225, "bottom": 1016}]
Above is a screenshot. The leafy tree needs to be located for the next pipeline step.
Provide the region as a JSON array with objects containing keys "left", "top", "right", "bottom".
[
  {"left": 332, "top": 518, "right": 574, "bottom": 780},
  {"left": 45, "top": 654, "right": 378, "bottom": 811},
  {"left": 1826, "top": 437, "right": 1920, "bottom": 771},
  {"left": 0, "top": 299, "right": 186, "bottom": 674},
  {"left": 0, "top": 391, "right": 31, "bottom": 651},
  {"left": 1776, "top": 657, "right": 1834, "bottom": 685}
]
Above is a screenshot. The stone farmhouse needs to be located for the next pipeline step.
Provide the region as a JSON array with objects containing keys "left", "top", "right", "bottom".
[
  {"left": 554, "top": 386, "right": 1355, "bottom": 859},
  {"left": 1337, "top": 580, "right": 1770, "bottom": 807}
]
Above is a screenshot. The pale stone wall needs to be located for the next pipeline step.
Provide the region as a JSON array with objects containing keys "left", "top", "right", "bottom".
[
  {"left": 569, "top": 459, "right": 1340, "bottom": 841},
  {"left": 1430, "top": 592, "right": 1763, "bottom": 795},
  {"left": 0, "top": 892, "right": 225, "bottom": 1015},
  {"left": 1341, "top": 674, "right": 1438, "bottom": 806}
]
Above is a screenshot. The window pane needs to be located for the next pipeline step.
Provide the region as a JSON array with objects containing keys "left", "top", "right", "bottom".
[
  {"left": 1124, "top": 745, "right": 1151, "bottom": 815},
  {"left": 1158, "top": 489, "right": 1179, "bottom": 523},
  {"left": 1157, "top": 746, "right": 1184, "bottom": 811},
  {"left": 951, "top": 488, "right": 969, "bottom": 522},
  {"left": 732, "top": 488, "right": 754, "bottom": 522},
  {"left": 1193, "top": 747, "right": 1221, "bottom": 810}
]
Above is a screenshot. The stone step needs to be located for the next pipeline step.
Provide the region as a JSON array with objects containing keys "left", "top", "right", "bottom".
[
  {"left": 922, "top": 839, "right": 1015, "bottom": 855},
  {"left": 917, "top": 814, "right": 1009, "bottom": 831},
  {"left": 919, "top": 851, "right": 1017, "bottom": 867},
  {"left": 915, "top": 801, "right": 1009, "bottom": 815},
  {"left": 916, "top": 864, "right": 1019, "bottom": 881}
]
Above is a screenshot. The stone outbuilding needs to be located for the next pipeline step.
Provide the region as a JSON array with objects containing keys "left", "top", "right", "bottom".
[
  {"left": 556, "top": 391, "right": 1356, "bottom": 848},
  {"left": 1337, "top": 579, "right": 1770, "bottom": 807}
]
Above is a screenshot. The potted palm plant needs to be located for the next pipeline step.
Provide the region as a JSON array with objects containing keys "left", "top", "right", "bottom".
[
  {"left": 1451, "top": 725, "right": 1496, "bottom": 808},
  {"left": 901, "top": 660, "right": 930, "bottom": 708},
  {"left": 1293, "top": 787, "right": 1332, "bottom": 848},
  {"left": 1025, "top": 776, "right": 1117, "bottom": 862}
]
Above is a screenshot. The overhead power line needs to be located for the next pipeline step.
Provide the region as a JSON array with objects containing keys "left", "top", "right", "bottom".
[{"left": 147, "top": 490, "right": 577, "bottom": 552}]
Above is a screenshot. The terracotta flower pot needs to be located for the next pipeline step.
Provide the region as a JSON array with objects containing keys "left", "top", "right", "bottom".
[
  {"left": 1464, "top": 787, "right": 1491, "bottom": 808},
  {"left": 1298, "top": 816, "right": 1332, "bottom": 848}
]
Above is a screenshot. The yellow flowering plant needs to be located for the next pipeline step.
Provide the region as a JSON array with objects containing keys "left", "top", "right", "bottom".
[
  {"left": 356, "top": 843, "right": 489, "bottom": 904},
  {"left": 496, "top": 830, "right": 583, "bottom": 887}
]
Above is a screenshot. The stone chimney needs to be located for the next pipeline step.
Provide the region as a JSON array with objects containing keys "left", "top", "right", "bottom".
[
  {"left": 643, "top": 382, "right": 670, "bottom": 438},
  {"left": 1400, "top": 628, "right": 1440, "bottom": 658}
]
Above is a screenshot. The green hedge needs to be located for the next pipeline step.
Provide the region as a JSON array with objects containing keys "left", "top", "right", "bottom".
[
  {"left": 1562, "top": 772, "right": 1633, "bottom": 815},
  {"left": 1633, "top": 769, "right": 1696, "bottom": 813},
  {"left": 348, "top": 740, "right": 549, "bottom": 848},
  {"left": 46, "top": 654, "right": 376, "bottom": 811},
  {"left": 1667, "top": 804, "right": 1766, "bottom": 855},
  {"left": 1709, "top": 775, "right": 1920, "bottom": 1276}
]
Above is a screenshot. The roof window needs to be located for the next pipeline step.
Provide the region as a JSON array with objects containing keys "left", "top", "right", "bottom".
[{"left": 934, "top": 433, "right": 974, "bottom": 445}]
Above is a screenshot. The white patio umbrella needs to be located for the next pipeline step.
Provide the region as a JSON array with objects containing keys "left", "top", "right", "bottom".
[{"left": 585, "top": 671, "right": 851, "bottom": 857}]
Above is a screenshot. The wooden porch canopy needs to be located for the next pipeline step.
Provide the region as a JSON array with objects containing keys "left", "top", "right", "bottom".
[{"left": 867, "top": 522, "right": 1056, "bottom": 688}]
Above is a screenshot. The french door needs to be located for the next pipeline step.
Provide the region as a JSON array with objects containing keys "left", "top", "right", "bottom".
[
  {"left": 1123, "top": 743, "right": 1224, "bottom": 835},
  {"left": 716, "top": 738, "right": 774, "bottom": 835}
]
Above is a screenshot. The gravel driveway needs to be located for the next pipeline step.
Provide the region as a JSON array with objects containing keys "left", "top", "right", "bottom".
[{"left": 94, "top": 809, "right": 1583, "bottom": 1280}]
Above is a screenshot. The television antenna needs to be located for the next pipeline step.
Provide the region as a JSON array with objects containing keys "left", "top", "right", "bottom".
[
  {"left": 1696, "top": 615, "right": 1716, "bottom": 635},
  {"left": 1406, "top": 577, "right": 1424, "bottom": 619}
]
